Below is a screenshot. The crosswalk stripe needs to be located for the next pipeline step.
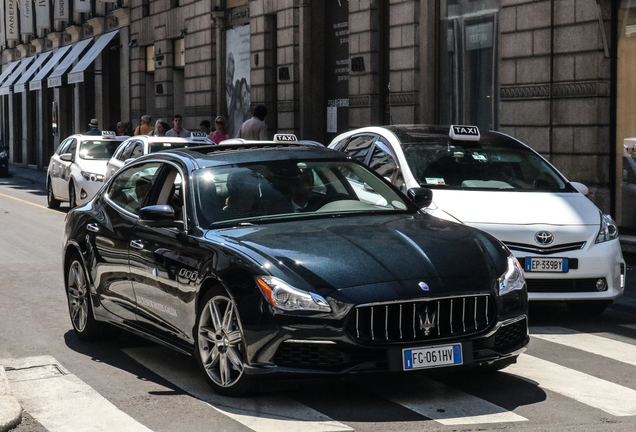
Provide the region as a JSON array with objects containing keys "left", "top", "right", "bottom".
[
  {"left": 531, "top": 326, "right": 636, "bottom": 366},
  {"left": 506, "top": 354, "right": 636, "bottom": 416},
  {"left": 123, "top": 347, "right": 353, "bottom": 432},
  {"left": 1, "top": 356, "right": 152, "bottom": 432},
  {"left": 381, "top": 376, "right": 527, "bottom": 425}
]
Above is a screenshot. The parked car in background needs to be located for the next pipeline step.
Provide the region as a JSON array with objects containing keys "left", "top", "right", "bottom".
[
  {"left": 47, "top": 131, "right": 128, "bottom": 209},
  {"left": 104, "top": 132, "right": 212, "bottom": 181},
  {"left": 63, "top": 141, "right": 528, "bottom": 396},
  {"left": 0, "top": 142, "right": 8, "bottom": 177},
  {"left": 330, "top": 125, "right": 626, "bottom": 316}
]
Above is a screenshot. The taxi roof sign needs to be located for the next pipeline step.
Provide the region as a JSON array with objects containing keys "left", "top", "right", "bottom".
[
  {"left": 190, "top": 131, "right": 209, "bottom": 140},
  {"left": 102, "top": 131, "right": 117, "bottom": 138},
  {"left": 449, "top": 125, "right": 480, "bottom": 141},
  {"left": 273, "top": 134, "right": 297, "bottom": 142}
]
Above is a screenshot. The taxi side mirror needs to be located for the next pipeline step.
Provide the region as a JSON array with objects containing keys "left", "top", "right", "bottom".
[
  {"left": 60, "top": 153, "right": 73, "bottom": 162},
  {"left": 407, "top": 187, "right": 433, "bottom": 208},
  {"left": 139, "top": 205, "right": 184, "bottom": 230}
]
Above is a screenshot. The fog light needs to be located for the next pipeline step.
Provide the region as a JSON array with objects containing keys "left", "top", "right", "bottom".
[
  {"left": 80, "top": 189, "right": 87, "bottom": 199},
  {"left": 595, "top": 278, "right": 607, "bottom": 292}
]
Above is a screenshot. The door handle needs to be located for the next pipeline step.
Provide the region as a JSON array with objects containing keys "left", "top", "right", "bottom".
[
  {"left": 130, "top": 240, "right": 144, "bottom": 250},
  {"left": 86, "top": 223, "right": 99, "bottom": 233}
]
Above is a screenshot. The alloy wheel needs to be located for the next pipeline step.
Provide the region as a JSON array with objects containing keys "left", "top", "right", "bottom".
[
  {"left": 197, "top": 295, "right": 245, "bottom": 388},
  {"left": 67, "top": 260, "right": 89, "bottom": 332}
]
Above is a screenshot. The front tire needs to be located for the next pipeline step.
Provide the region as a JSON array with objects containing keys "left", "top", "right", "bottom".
[
  {"left": 195, "top": 289, "right": 257, "bottom": 397},
  {"left": 68, "top": 182, "right": 77, "bottom": 209},
  {"left": 47, "top": 180, "right": 60, "bottom": 209},
  {"left": 65, "top": 254, "right": 118, "bottom": 340}
]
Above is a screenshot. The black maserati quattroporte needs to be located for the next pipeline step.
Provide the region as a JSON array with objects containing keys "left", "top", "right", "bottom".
[{"left": 63, "top": 140, "right": 529, "bottom": 396}]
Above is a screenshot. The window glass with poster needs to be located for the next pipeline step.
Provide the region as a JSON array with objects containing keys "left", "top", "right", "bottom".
[
  {"left": 325, "top": 0, "right": 349, "bottom": 142},
  {"left": 225, "top": 2, "right": 251, "bottom": 138}
]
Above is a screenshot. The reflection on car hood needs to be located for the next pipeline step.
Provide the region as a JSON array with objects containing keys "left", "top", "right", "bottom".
[
  {"left": 77, "top": 159, "right": 109, "bottom": 175},
  {"left": 431, "top": 190, "right": 600, "bottom": 225},
  {"left": 207, "top": 214, "right": 506, "bottom": 296}
]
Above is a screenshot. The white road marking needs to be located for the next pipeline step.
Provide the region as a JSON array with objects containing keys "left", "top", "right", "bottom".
[
  {"left": 0, "top": 356, "right": 152, "bottom": 432},
  {"left": 370, "top": 376, "right": 527, "bottom": 425},
  {"left": 506, "top": 354, "right": 636, "bottom": 416},
  {"left": 123, "top": 346, "right": 353, "bottom": 432},
  {"left": 531, "top": 326, "right": 636, "bottom": 366}
]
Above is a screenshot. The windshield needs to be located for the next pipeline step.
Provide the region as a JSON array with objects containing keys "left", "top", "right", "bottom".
[
  {"left": 193, "top": 159, "right": 413, "bottom": 227},
  {"left": 79, "top": 140, "right": 121, "bottom": 160},
  {"left": 402, "top": 140, "right": 569, "bottom": 191},
  {"left": 149, "top": 141, "right": 201, "bottom": 153}
]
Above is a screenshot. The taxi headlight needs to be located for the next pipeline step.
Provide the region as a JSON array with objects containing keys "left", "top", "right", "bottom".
[
  {"left": 255, "top": 276, "right": 331, "bottom": 312},
  {"left": 499, "top": 255, "right": 525, "bottom": 296},
  {"left": 81, "top": 171, "right": 104, "bottom": 182},
  {"left": 595, "top": 213, "right": 618, "bottom": 244}
]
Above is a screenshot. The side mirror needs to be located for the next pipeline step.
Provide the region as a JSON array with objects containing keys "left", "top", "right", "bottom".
[
  {"left": 60, "top": 153, "right": 73, "bottom": 162},
  {"left": 407, "top": 187, "right": 433, "bottom": 208},
  {"left": 570, "top": 181, "right": 589, "bottom": 196},
  {"left": 139, "top": 205, "right": 184, "bottom": 229}
]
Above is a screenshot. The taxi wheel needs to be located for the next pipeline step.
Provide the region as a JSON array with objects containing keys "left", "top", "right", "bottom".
[
  {"left": 47, "top": 180, "right": 60, "bottom": 209},
  {"left": 567, "top": 300, "right": 611, "bottom": 317},
  {"left": 195, "top": 289, "right": 258, "bottom": 397},
  {"left": 68, "top": 182, "right": 77, "bottom": 209},
  {"left": 65, "top": 254, "right": 119, "bottom": 340}
]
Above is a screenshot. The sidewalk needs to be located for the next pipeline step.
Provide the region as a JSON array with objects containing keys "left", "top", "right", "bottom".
[{"left": 0, "top": 365, "right": 21, "bottom": 432}]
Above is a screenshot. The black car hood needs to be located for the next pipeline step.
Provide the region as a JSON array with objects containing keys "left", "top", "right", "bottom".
[{"left": 206, "top": 214, "right": 508, "bottom": 301}]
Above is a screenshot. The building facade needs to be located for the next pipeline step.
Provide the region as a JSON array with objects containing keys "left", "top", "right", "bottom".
[{"left": 1, "top": 0, "right": 635, "bottom": 232}]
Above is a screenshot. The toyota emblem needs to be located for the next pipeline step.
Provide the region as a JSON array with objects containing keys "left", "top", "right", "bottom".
[{"left": 535, "top": 231, "right": 554, "bottom": 245}]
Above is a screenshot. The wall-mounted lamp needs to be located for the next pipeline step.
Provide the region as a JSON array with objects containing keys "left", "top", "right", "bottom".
[
  {"left": 129, "top": 38, "right": 137, "bottom": 47},
  {"left": 179, "top": 29, "right": 188, "bottom": 37}
]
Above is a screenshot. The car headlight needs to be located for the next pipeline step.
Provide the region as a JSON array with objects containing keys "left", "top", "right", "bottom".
[
  {"left": 0, "top": 151, "right": 7, "bottom": 158},
  {"left": 81, "top": 171, "right": 104, "bottom": 182},
  {"left": 498, "top": 255, "right": 525, "bottom": 296},
  {"left": 255, "top": 276, "right": 331, "bottom": 312},
  {"left": 595, "top": 212, "right": 618, "bottom": 244}
]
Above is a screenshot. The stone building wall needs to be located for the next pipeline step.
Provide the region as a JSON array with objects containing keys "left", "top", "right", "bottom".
[{"left": 499, "top": 0, "right": 612, "bottom": 211}]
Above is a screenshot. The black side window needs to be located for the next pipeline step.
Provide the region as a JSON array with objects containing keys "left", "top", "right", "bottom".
[
  {"left": 369, "top": 144, "right": 398, "bottom": 181},
  {"left": 343, "top": 135, "right": 376, "bottom": 163},
  {"left": 113, "top": 141, "right": 129, "bottom": 161},
  {"left": 66, "top": 139, "right": 78, "bottom": 157},
  {"left": 121, "top": 141, "right": 139, "bottom": 160},
  {"left": 57, "top": 139, "right": 71, "bottom": 155},
  {"left": 131, "top": 142, "right": 144, "bottom": 158},
  {"left": 108, "top": 162, "right": 162, "bottom": 215}
]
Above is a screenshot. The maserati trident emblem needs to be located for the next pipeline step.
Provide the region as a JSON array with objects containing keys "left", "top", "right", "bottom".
[
  {"left": 418, "top": 305, "right": 437, "bottom": 336},
  {"left": 535, "top": 231, "right": 554, "bottom": 245},
  {"left": 418, "top": 282, "right": 429, "bottom": 291}
]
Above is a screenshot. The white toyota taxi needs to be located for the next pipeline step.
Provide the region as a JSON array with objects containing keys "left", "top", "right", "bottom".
[
  {"left": 330, "top": 125, "right": 625, "bottom": 316},
  {"left": 47, "top": 131, "right": 128, "bottom": 209},
  {"left": 104, "top": 132, "right": 212, "bottom": 181}
]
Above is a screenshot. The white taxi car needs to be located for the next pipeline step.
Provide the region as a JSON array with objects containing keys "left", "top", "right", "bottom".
[
  {"left": 330, "top": 125, "right": 626, "bottom": 316},
  {"left": 47, "top": 131, "right": 128, "bottom": 209},
  {"left": 104, "top": 132, "right": 212, "bottom": 181}
]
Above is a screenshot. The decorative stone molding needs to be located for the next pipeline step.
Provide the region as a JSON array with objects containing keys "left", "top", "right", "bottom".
[
  {"left": 65, "top": 25, "right": 82, "bottom": 43},
  {"left": 106, "top": 16, "right": 119, "bottom": 31},
  {"left": 277, "top": 101, "right": 296, "bottom": 112},
  {"left": 2, "top": 49, "right": 16, "bottom": 62},
  {"left": 185, "top": 105, "right": 213, "bottom": 117},
  {"left": 552, "top": 81, "right": 597, "bottom": 98},
  {"left": 349, "top": 95, "right": 371, "bottom": 107},
  {"left": 112, "top": 7, "right": 130, "bottom": 27},
  {"left": 16, "top": 44, "right": 30, "bottom": 57},
  {"left": 500, "top": 84, "right": 550, "bottom": 100},
  {"left": 31, "top": 38, "right": 46, "bottom": 53},
  {"left": 389, "top": 92, "right": 416, "bottom": 106},
  {"left": 46, "top": 32, "right": 64, "bottom": 48},
  {"left": 88, "top": 17, "right": 106, "bottom": 35}
]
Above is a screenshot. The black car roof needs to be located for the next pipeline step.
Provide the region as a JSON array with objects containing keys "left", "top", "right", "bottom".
[
  {"left": 160, "top": 143, "right": 348, "bottom": 169},
  {"left": 379, "top": 124, "right": 521, "bottom": 147}
]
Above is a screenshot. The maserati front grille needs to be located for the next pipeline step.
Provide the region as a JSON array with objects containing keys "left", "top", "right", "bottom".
[{"left": 345, "top": 294, "right": 495, "bottom": 344}]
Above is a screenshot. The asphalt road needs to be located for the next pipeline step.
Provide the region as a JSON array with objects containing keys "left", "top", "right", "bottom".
[{"left": 2, "top": 173, "right": 636, "bottom": 432}]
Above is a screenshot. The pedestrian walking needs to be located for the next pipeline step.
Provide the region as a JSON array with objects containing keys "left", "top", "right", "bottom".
[
  {"left": 166, "top": 114, "right": 190, "bottom": 137},
  {"left": 209, "top": 116, "right": 231, "bottom": 144},
  {"left": 134, "top": 115, "right": 154, "bottom": 136},
  {"left": 237, "top": 105, "right": 267, "bottom": 140},
  {"left": 85, "top": 119, "right": 101, "bottom": 135}
]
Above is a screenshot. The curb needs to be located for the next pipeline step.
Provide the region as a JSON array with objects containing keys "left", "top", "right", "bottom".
[{"left": 0, "top": 365, "right": 22, "bottom": 432}]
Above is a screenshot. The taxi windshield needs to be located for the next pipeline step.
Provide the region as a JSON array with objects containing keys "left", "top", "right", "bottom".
[
  {"left": 193, "top": 159, "right": 413, "bottom": 227},
  {"left": 401, "top": 140, "right": 570, "bottom": 191},
  {"left": 79, "top": 140, "right": 121, "bottom": 160}
]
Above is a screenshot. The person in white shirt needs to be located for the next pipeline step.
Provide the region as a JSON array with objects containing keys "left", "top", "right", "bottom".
[{"left": 166, "top": 114, "right": 190, "bottom": 137}]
